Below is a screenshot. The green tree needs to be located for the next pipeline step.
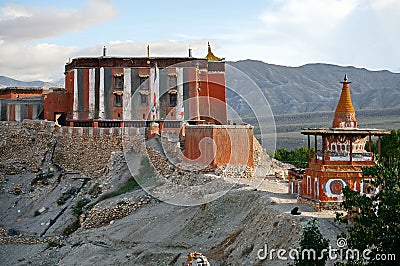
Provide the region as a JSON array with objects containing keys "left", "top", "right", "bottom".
[
  {"left": 295, "top": 218, "right": 329, "bottom": 266},
  {"left": 368, "top": 129, "right": 400, "bottom": 169},
  {"left": 335, "top": 162, "right": 400, "bottom": 265},
  {"left": 274, "top": 147, "right": 314, "bottom": 168}
]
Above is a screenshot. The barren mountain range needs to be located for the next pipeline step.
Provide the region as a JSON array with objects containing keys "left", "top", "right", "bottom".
[{"left": 227, "top": 60, "right": 400, "bottom": 115}]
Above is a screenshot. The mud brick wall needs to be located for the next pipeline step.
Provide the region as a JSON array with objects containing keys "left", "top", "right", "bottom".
[{"left": 184, "top": 125, "right": 254, "bottom": 169}]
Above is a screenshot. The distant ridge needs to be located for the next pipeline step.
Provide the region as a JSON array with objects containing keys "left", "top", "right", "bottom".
[
  {"left": 228, "top": 60, "right": 400, "bottom": 115},
  {"left": 0, "top": 76, "right": 63, "bottom": 89},
  {"left": 0, "top": 76, "right": 44, "bottom": 88}
]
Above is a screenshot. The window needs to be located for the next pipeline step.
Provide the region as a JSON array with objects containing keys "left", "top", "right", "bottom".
[
  {"left": 115, "top": 94, "right": 122, "bottom": 107},
  {"left": 140, "top": 94, "right": 148, "bottom": 106},
  {"left": 169, "top": 76, "right": 177, "bottom": 89},
  {"left": 169, "top": 93, "right": 177, "bottom": 107},
  {"left": 114, "top": 75, "right": 123, "bottom": 90},
  {"left": 140, "top": 77, "right": 149, "bottom": 90}
]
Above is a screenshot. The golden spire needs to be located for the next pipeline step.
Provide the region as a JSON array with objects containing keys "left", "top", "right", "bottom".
[
  {"left": 332, "top": 74, "right": 357, "bottom": 128},
  {"left": 205, "top": 42, "right": 223, "bottom": 61}
]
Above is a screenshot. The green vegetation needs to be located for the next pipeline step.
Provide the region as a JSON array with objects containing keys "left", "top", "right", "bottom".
[
  {"left": 368, "top": 129, "right": 400, "bottom": 169},
  {"left": 72, "top": 198, "right": 91, "bottom": 216},
  {"left": 335, "top": 162, "right": 400, "bottom": 265},
  {"left": 295, "top": 219, "right": 329, "bottom": 266},
  {"left": 30, "top": 171, "right": 54, "bottom": 186},
  {"left": 274, "top": 147, "right": 314, "bottom": 168},
  {"left": 97, "top": 177, "right": 139, "bottom": 202},
  {"left": 96, "top": 156, "right": 152, "bottom": 202},
  {"left": 57, "top": 187, "right": 78, "bottom": 205},
  {"left": 61, "top": 157, "right": 153, "bottom": 236},
  {"left": 61, "top": 198, "right": 91, "bottom": 236},
  {"left": 325, "top": 130, "right": 400, "bottom": 265},
  {"left": 62, "top": 219, "right": 80, "bottom": 236},
  {"left": 47, "top": 240, "right": 63, "bottom": 249}
]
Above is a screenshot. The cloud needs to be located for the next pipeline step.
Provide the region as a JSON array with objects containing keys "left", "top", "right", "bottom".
[
  {"left": 0, "top": 42, "right": 79, "bottom": 81},
  {"left": 220, "top": 0, "right": 400, "bottom": 71},
  {"left": 0, "top": 0, "right": 117, "bottom": 43},
  {"left": 257, "top": 0, "right": 359, "bottom": 53},
  {"left": 0, "top": 40, "right": 211, "bottom": 82}
]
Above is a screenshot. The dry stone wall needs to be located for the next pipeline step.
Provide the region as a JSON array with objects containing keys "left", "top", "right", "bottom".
[
  {"left": 0, "top": 121, "right": 144, "bottom": 179},
  {"left": 0, "top": 121, "right": 54, "bottom": 173},
  {"left": 54, "top": 130, "right": 123, "bottom": 178}
]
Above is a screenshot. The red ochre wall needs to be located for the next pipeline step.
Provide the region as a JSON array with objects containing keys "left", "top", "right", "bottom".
[
  {"left": 0, "top": 91, "right": 43, "bottom": 99},
  {"left": 198, "top": 70, "right": 210, "bottom": 119},
  {"left": 43, "top": 91, "right": 71, "bottom": 121},
  {"left": 183, "top": 125, "right": 254, "bottom": 169},
  {"left": 63, "top": 58, "right": 227, "bottom": 123},
  {"left": 301, "top": 163, "right": 370, "bottom": 202},
  {"left": 187, "top": 68, "right": 199, "bottom": 120},
  {"left": 207, "top": 72, "right": 227, "bottom": 124}
]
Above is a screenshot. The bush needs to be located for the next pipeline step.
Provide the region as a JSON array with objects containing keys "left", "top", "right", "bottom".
[
  {"left": 274, "top": 147, "right": 314, "bottom": 168},
  {"left": 72, "top": 198, "right": 91, "bottom": 216},
  {"left": 335, "top": 162, "right": 400, "bottom": 265},
  {"left": 96, "top": 157, "right": 150, "bottom": 202},
  {"left": 57, "top": 187, "right": 78, "bottom": 205},
  {"left": 295, "top": 219, "right": 329, "bottom": 265},
  {"left": 62, "top": 219, "right": 80, "bottom": 236}
]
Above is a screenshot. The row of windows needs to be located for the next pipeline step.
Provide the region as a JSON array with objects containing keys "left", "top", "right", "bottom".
[
  {"left": 114, "top": 93, "right": 177, "bottom": 107},
  {"left": 114, "top": 75, "right": 177, "bottom": 91},
  {"left": 113, "top": 74, "right": 177, "bottom": 107}
]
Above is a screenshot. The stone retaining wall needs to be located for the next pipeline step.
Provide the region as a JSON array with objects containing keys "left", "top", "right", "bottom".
[
  {"left": 0, "top": 120, "right": 144, "bottom": 178},
  {"left": 297, "top": 196, "right": 344, "bottom": 211}
]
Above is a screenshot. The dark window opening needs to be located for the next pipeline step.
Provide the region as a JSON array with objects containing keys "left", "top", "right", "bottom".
[
  {"left": 115, "top": 94, "right": 123, "bottom": 107},
  {"left": 142, "top": 113, "right": 146, "bottom": 119},
  {"left": 140, "top": 77, "right": 149, "bottom": 90},
  {"left": 169, "top": 93, "right": 177, "bottom": 107},
  {"left": 114, "top": 75, "right": 124, "bottom": 90},
  {"left": 141, "top": 94, "right": 148, "bottom": 106}
]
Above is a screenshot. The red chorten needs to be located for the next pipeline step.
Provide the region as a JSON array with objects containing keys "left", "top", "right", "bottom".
[{"left": 289, "top": 75, "right": 390, "bottom": 210}]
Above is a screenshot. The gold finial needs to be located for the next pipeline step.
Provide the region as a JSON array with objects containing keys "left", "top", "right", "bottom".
[{"left": 205, "top": 42, "right": 223, "bottom": 61}]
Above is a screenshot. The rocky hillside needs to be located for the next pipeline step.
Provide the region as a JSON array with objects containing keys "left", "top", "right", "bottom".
[
  {"left": 0, "top": 120, "right": 344, "bottom": 265},
  {"left": 227, "top": 60, "right": 400, "bottom": 116}
]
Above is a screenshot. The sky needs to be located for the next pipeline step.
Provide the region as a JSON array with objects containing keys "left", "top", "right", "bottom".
[{"left": 0, "top": 0, "right": 399, "bottom": 82}]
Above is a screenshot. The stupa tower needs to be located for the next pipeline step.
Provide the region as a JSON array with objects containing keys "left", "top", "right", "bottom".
[
  {"left": 288, "top": 75, "right": 390, "bottom": 210},
  {"left": 332, "top": 74, "right": 357, "bottom": 128}
]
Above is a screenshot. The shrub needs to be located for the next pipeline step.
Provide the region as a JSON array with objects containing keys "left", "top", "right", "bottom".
[{"left": 295, "top": 219, "right": 329, "bottom": 265}]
